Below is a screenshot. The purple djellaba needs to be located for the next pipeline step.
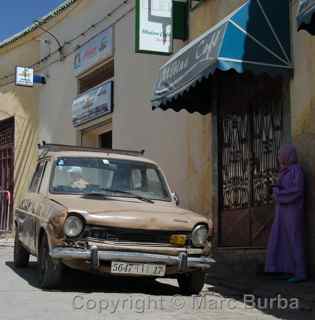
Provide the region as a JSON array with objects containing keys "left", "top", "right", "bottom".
[{"left": 265, "top": 144, "right": 307, "bottom": 283}]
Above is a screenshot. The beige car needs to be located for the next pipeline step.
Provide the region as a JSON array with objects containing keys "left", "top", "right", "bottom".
[{"left": 14, "top": 144, "right": 214, "bottom": 294}]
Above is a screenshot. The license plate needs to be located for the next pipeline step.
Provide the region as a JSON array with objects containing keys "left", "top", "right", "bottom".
[{"left": 111, "top": 262, "right": 166, "bottom": 276}]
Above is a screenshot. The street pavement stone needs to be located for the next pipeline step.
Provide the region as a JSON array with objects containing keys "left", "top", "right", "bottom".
[{"left": 0, "top": 246, "right": 313, "bottom": 320}]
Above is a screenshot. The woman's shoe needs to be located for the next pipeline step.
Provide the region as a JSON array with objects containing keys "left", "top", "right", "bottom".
[{"left": 287, "top": 277, "right": 307, "bottom": 283}]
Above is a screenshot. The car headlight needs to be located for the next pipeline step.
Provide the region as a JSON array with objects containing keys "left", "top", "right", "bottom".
[
  {"left": 192, "top": 224, "right": 209, "bottom": 247},
  {"left": 64, "top": 215, "right": 84, "bottom": 238}
]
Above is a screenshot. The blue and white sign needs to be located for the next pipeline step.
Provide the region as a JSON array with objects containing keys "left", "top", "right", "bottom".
[
  {"left": 15, "top": 67, "right": 34, "bottom": 87},
  {"left": 73, "top": 27, "right": 113, "bottom": 75},
  {"left": 72, "top": 80, "right": 113, "bottom": 127}
]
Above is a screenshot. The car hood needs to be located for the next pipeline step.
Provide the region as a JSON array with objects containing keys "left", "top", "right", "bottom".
[{"left": 50, "top": 195, "right": 210, "bottom": 231}]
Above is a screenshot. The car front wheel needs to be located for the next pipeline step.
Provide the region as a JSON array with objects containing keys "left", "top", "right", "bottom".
[
  {"left": 13, "top": 231, "right": 30, "bottom": 268},
  {"left": 177, "top": 270, "right": 206, "bottom": 295},
  {"left": 38, "top": 235, "right": 64, "bottom": 289}
]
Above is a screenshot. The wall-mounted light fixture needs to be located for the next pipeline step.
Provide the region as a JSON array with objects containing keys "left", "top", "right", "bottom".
[{"left": 33, "top": 20, "right": 64, "bottom": 61}]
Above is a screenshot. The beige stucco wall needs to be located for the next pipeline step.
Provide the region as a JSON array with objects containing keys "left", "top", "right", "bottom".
[
  {"left": 31, "top": 0, "right": 213, "bottom": 218},
  {"left": 113, "top": 4, "right": 212, "bottom": 217},
  {"left": 0, "top": 41, "right": 40, "bottom": 208},
  {"left": 189, "top": 0, "right": 246, "bottom": 39},
  {"left": 290, "top": 1, "right": 315, "bottom": 269}
]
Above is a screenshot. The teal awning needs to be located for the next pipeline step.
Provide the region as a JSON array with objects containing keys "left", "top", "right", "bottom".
[
  {"left": 152, "top": 0, "right": 291, "bottom": 113},
  {"left": 297, "top": 0, "right": 315, "bottom": 34}
]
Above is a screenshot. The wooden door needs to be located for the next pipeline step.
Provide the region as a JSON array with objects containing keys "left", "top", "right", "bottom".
[{"left": 218, "top": 74, "right": 283, "bottom": 248}]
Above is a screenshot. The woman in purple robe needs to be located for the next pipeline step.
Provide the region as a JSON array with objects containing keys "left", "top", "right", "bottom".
[{"left": 265, "top": 144, "right": 307, "bottom": 283}]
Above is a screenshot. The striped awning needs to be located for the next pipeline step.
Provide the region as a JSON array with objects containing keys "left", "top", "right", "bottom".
[{"left": 152, "top": 0, "right": 291, "bottom": 114}]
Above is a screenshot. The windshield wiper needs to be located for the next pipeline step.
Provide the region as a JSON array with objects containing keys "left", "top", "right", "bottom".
[
  {"left": 82, "top": 192, "right": 110, "bottom": 199},
  {"left": 101, "top": 188, "right": 154, "bottom": 204}
]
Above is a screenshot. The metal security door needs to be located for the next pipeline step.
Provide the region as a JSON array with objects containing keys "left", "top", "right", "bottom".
[
  {"left": 0, "top": 118, "right": 14, "bottom": 232},
  {"left": 218, "top": 76, "right": 283, "bottom": 248}
]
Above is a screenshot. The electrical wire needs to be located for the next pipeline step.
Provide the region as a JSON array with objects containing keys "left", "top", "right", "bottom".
[
  {"left": 0, "top": 0, "right": 131, "bottom": 87},
  {"left": 0, "top": 0, "right": 301, "bottom": 87}
]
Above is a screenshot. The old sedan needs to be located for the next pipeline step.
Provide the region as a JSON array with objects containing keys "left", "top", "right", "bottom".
[{"left": 14, "top": 144, "right": 214, "bottom": 294}]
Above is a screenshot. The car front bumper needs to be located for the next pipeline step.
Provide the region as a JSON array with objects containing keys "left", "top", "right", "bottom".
[{"left": 50, "top": 246, "right": 215, "bottom": 272}]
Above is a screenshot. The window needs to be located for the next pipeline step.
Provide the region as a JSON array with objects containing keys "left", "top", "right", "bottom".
[
  {"left": 79, "top": 60, "right": 114, "bottom": 94},
  {"left": 50, "top": 157, "right": 171, "bottom": 201},
  {"left": 29, "top": 162, "right": 46, "bottom": 193},
  {"left": 130, "top": 167, "right": 166, "bottom": 197}
]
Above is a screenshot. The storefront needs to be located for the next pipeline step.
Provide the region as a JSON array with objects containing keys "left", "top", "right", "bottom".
[
  {"left": 71, "top": 27, "right": 114, "bottom": 148},
  {"left": 152, "top": 0, "right": 291, "bottom": 250}
]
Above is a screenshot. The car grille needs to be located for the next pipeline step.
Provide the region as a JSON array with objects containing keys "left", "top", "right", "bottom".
[{"left": 82, "top": 225, "right": 191, "bottom": 244}]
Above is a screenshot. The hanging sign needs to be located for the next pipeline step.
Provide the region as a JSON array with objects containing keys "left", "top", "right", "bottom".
[
  {"left": 135, "top": 0, "right": 173, "bottom": 55},
  {"left": 15, "top": 67, "right": 34, "bottom": 87},
  {"left": 73, "top": 27, "right": 113, "bottom": 75},
  {"left": 72, "top": 80, "right": 113, "bottom": 127}
]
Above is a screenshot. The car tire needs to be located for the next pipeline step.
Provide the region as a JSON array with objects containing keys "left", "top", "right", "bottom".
[
  {"left": 38, "top": 234, "right": 64, "bottom": 289},
  {"left": 13, "top": 231, "right": 30, "bottom": 268},
  {"left": 177, "top": 270, "right": 206, "bottom": 295}
]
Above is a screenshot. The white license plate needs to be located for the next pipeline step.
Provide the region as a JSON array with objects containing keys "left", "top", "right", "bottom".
[{"left": 111, "top": 262, "right": 166, "bottom": 276}]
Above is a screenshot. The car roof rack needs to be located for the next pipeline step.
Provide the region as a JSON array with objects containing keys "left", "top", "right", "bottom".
[{"left": 38, "top": 142, "right": 145, "bottom": 157}]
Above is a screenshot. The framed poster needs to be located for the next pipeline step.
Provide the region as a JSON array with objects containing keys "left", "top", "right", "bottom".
[
  {"left": 135, "top": 0, "right": 173, "bottom": 55},
  {"left": 72, "top": 80, "right": 113, "bottom": 127},
  {"left": 73, "top": 27, "right": 113, "bottom": 76}
]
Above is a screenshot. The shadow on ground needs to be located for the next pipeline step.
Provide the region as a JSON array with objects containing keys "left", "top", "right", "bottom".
[
  {"left": 5, "top": 260, "right": 180, "bottom": 295},
  {"left": 206, "top": 275, "right": 315, "bottom": 320},
  {"left": 5, "top": 257, "right": 315, "bottom": 319}
]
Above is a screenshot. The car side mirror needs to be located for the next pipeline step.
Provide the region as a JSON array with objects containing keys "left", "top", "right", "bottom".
[{"left": 171, "top": 192, "right": 180, "bottom": 206}]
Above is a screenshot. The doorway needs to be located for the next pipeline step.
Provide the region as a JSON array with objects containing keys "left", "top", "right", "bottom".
[
  {"left": 0, "top": 117, "right": 14, "bottom": 232},
  {"left": 99, "top": 131, "right": 112, "bottom": 149},
  {"left": 217, "top": 73, "right": 286, "bottom": 248},
  {"left": 80, "top": 119, "right": 113, "bottom": 149}
]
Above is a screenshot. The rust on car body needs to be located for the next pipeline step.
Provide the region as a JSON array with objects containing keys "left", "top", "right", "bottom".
[{"left": 14, "top": 144, "right": 214, "bottom": 292}]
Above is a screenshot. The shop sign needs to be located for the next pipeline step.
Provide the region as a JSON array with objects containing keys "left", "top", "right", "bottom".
[
  {"left": 135, "top": 0, "right": 173, "bottom": 55},
  {"left": 15, "top": 67, "right": 34, "bottom": 87},
  {"left": 73, "top": 27, "right": 113, "bottom": 75},
  {"left": 72, "top": 80, "right": 113, "bottom": 127},
  {"left": 153, "top": 23, "right": 226, "bottom": 99}
]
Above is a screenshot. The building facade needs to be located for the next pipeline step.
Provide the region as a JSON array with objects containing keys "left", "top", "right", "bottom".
[
  {"left": 0, "top": 0, "right": 212, "bottom": 233},
  {"left": 0, "top": 0, "right": 314, "bottom": 275},
  {"left": 151, "top": 0, "right": 315, "bottom": 274}
]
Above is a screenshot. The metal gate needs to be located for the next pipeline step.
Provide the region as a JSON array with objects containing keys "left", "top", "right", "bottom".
[
  {"left": 0, "top": 118, "right": 14, "bottom": 232},
  {"left": 218, "top": 75, "right": 284, "bottom": 248}
]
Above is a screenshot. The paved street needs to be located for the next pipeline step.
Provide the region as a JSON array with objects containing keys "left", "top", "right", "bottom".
[{"left": 0, "top": 246, "right": 313, "bottom": 320}]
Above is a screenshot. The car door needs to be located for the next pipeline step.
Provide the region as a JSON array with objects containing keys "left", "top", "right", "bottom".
[{"left": 16, "top": 161, "right": 47, "bottom": 252}]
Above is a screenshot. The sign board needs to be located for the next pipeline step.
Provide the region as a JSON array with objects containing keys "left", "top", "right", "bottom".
[
  {"left": 15, "top": 67, "right": 34, "bottom": 87},
  {"left": 136, "top": 0, "right": 173, "bottom": 55},
  {"left": 73, "top": 27, "right": 113, "bottom": 75},
  {"left": 72, "top": 80, "right": 113, "bottom": 127},
  {"left": 152, "top": 23, "right": 226, "bottom": 105}
]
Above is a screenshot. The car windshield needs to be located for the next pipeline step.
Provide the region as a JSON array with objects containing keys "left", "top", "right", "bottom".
[{"left": 50, "top": 157, "right": 171, "bottom": 201}]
